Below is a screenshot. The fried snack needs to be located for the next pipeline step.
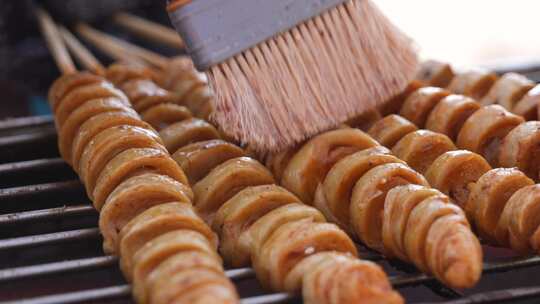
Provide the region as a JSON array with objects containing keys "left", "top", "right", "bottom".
[
  {"left": 55, "top": 82, "right": 129, "bottom": 129},
  {"left": 399, "top": 87, "right": 450, "bottom": 128},
  {"left": 78, "top": 125, "right": 165, "bottom": 195},
  {"left": 481, "top": 73, "right": 534, "bottom": 109},
  {"left": 345, "top": 108, "right": 382, "bottom": 131},
  {"left": 498, "top": 121, "right": 540, "bottom": 180},
  {"left": 457, "top": 105, "right": 524, "bottom": 166},
  {"left": 379, "top": 80, "right": 424, "bottom": 116},
  {"left": 48, "top": 71, "right": 104, "bottom": 109},
  {"left": 159, "top": 118, "right": 221, "bottom": 152},
  {"left": 497, "top": 185, "right": 540, "bottom": 253},
  {"left": 368, "top": 114, "right": 418, "bottom": 148},
  {"left": 467, "top": 168, "right": 534, "bottom": 244},
  {"left": 119, "top": 202, "right": 217, "bottom": 279},
  {"left": 282, "top": 129, "right": 378, "bottom": 203},
  {"left": 416, "top": 60, "right": 455, "bottom": 88},
  {"left": 425, "top": 94, "right": 481, "bottom": 141},
  {"left": 71, "top": 111, "right": 151, "bottom": 171},
  {"left": 425, "top": 150, "right": 491, "bottom": 208},
  {"left": 193, "top": 157, "right": 275, "bottom": 224},
  {"left": 99, "top": 173, "right": 194, "bottom": 253},
  {"left": 212, "top": 185, "right": 301, "bottom": 266},
  {"left": 59, "top": 97, "right": 136, "bottom": 163},
  {"left": 172, "top": 139, "right": 245, "bottom": 184},
  {"left": 315, "top": 147, "right": 403, "bottom": 233},
  {"left": 277, "top": 129, "right": 481, "bottom": 289},
  {"left": 141, "top": 103, "right": 192, "bottom": 131},
  {"left": 48, "top": 73, "right": 239, "bottom": 304},
  {"left": 252, "top": 218, "right": 358, "bottom": 290},
  {"left": 514, "top": 84, "right": 540, "bottom": 120},
  {"left": 448, "top": 69, "right": 498, "bottom": 100},
  {"left": 392, "top": 130, "right": 456, "bottom": 174}
]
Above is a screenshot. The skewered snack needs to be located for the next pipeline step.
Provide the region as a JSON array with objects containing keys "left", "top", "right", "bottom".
[
  {"left": 399, "top": 87, "right": 449, "bottom": 128},
  {"left": 480, "top": 73, "right": 535, "bottom": 109},
  {"left": 416, "top": 60, "right": 455, "bottom": 88},
  {"left": 372, "top": 84, "right": 540, "bottom": 178},
  {"left": 447, "top": 69, "right": 498, "bottom": 100},
  {"left": 368, "top": 105, "right": 540, "bottom": 255},
  {"left": 414, "top": 60, "right": 540, "bottom": 122},
  {"left": 456, "top": 105, "right": 524, "bottom": 166},
  {"left": 105, "top": 64, "right": 402, "bottom": 303},
  {"left": 391, "top": 130, "right": 456, "bottom": 174},
  {"left": 379, "top": 80, "right": 424, "bottom": 116},
  {"left": 514, "top": 84, "right": 540, "bottom": 120},
  {"left": 425, "top": 94, "right": 481, "bottom": 141},
  {"left": 48, "top": 72, "right": 239, "bottom": 304},
  {"left": 271, "top": 128, "right": 482, "bottom": 289}
]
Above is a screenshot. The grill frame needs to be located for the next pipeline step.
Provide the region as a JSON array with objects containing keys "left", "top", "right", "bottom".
[{"left": 1, "top": 70, "right": 540, "bottom": 304}]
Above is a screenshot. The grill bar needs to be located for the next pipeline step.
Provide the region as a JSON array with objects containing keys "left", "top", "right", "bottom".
[
  {"left": 0, "top": 115, "right": 54, "bottom": 132},
  {"left": 0, "top": 228, "right": 100, "bottom": 250},
  {"left": 0, "top": 180, "right": 83, "bottom": 200},
  {"left": 5, "top": 256, "right": 540, "bottom": 304},
  {"left": 0, "top": 128, "right": 56, "bottom": 147},
  {"left": 0, "top": 285, "right": 132, "bottom": 304},
  {"left": 0, "top": 157, "right": 68, "bottom": 176},
  {"left": 0, "top": 205, "right": 94, "bottom": 225},
  {"left": 0, "top": 255, "right": 117, "bottom": 282},
  {"left": 423, "top": 286, "right": 540, "bottom": 304}
]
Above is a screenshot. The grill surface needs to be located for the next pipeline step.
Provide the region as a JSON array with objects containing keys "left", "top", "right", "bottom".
[{"left": 2, "top": 69, "right": 540, "bottom": 304}]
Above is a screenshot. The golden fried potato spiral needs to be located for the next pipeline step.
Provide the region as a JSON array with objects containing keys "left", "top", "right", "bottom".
[
  {"left": 274, "top": 129, "right": 482, "bottom": 289},
  {"left": 416, "top": 60, "right": 455, "bottom": 88},
  {"left": 448, "top": 69, "right": 498, "bottom": 100},
  {"left": 48, "top": 72, "right": 238, "bottom": 304},
  {"left": 412, "top": 60, "right": 540, "bottom": 122},
  {"left": 99, "top": 61, "right": 403, "bottom": 303},
  {"left": 481, "top": 73, "right": 535, "bottom": 109}
]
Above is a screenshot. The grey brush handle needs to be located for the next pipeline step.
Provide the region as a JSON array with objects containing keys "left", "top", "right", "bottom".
[{"left": 168, "top": 0, "right": 349, "bottom": 71}]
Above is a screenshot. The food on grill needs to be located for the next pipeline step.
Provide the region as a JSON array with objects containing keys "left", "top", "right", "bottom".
[
  {"left": 514, "top": 84, "right": 540, "bottom": 120},
  {"left": 48, "top": 72, "right": 239, "bottom": 304},
  {"left": 457, "top": 105, "right": 524, "bottom": 166},
  {"left": 399, "top": 87, "right": 449, "bottom": 127},
  {"left": 425, "top": 94, "right": 481, "bottom": 141},
  {"left": 415, "top": 60, "right": 540, "bottom": 123},
  {"left": 372, "top": 84, "right": 540, "bottom": 179},
  {"left": 416, "top": 60, "right": 455, "bottom": 88},
  {"left": 447, "top": 69, "right": 498, "bottom": 100},
  {"left": 424, "top": 150, "right": 492, "bottom": 208},
  {"left": 498, "top": 121, "right": 540, "bottom": 181},
  {"left": 481, "top": 73, "right": 535, "bottom": 109},
  {"left": 367, "top": 85, "right": 540, "bottom": 255},
  {"left": 271, "top": 128, "right": 482, "bottom": 289},
  {"left": 292, "top": 251, "right": 403, "bottom": 304},
  {"left": 104, "top": 64, "right": 403, "bottom": 303},
  {"left": 391, "top": 130, "right": 456, "bottom": 174}
]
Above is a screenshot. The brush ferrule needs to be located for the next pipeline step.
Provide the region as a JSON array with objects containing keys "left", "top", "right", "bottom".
[{"left": 168, "top": 0, "right": 349, "bottom": 71}]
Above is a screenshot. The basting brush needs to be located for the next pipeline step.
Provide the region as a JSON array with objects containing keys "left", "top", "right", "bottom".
[{"left": 166, "top": 0, "right": 418, "bottom": 152}]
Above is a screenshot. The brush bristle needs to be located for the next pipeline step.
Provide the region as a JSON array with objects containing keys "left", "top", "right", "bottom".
[{"left": 208, "top": 0, "right": 418, "bottom": 153}]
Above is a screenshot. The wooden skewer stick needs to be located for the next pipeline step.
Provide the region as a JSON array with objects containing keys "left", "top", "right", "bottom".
[
  {"left": 35, "top": 7, "right": 76, "bottom": 75},
  {"left": 58, "top": 25, "right": 105, "bottom": 75},
  {"left": 76, "top": 23, "right": 169, "bottom": 69},
  {"left": 112, "top": 12, "right": 184, "bottom": 49}
]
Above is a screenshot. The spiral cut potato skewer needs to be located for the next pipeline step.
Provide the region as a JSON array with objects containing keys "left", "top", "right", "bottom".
[
  {"left": 264, "top": 128, "right": 482, "bottom": 289},
  {"left": 416, "top": 60, "right": 540, "bottom": 121},
  {"left": 366, "top": 92, "right": 540, "bottom": 255},
  {"left": 48, "top": 71, "right": 240, "bottom": 304},
  {"left": 99, "top": 62, "right": 403, "bottom": 303},
  {"left": 76, "top": 24, "right": 215, "bottom": 123},
  {"left": 375, "top": 81, "right": 540, "bottom": 181}
]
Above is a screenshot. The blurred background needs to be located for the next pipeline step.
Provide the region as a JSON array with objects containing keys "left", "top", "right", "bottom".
[{"left": 0, "top": 0, "right": 539, "bottom": 118}]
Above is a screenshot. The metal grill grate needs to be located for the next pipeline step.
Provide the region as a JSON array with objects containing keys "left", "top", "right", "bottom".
[{"left": 2, "top": 107, "right": 540, "bottom": 304}]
